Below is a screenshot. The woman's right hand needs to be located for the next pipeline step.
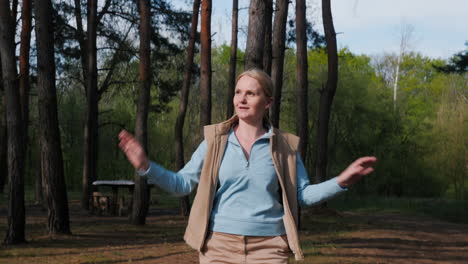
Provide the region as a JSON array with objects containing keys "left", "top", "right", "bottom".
[{"left": 118, "top": 130, "right": 150, "bottom": 171}]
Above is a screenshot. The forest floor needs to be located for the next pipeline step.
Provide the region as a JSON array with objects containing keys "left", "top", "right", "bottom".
[{"left": 1, "top": 200, "right": 468, "bottom": 264}]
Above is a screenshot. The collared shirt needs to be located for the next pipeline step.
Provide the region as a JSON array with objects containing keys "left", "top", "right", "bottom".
[{"left": 140, "top": 128, "right": 346, "bottom": 236}]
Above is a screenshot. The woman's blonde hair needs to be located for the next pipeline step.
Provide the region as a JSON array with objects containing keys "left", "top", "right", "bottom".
[{"left": 236, "top": 68, "right": 274, "bottom": 127}]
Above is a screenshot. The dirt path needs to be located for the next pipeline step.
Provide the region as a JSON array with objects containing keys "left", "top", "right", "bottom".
[
  {"left": 1, "top": 203, "right": 467, "bottom": 263},
  {"left": 303, "top": 211, "right": 468, "bottom": 264}
]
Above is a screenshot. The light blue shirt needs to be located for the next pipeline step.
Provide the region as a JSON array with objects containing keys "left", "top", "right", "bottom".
[{"left": 140, "top": 128, "right": 346, "bottom": 236}]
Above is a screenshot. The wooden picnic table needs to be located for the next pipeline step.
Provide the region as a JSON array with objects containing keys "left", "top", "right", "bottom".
[{"left": 92, "top": 180, "right": 135, "bottom": 215}]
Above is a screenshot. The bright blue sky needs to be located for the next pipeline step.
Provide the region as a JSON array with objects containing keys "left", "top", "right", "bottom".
[{"left": 175, "top": 0, "right": 467, "bottom": 60}]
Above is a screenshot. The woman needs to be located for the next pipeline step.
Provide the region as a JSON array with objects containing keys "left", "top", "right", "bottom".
[{"left": 118, "top": 69, "right": 377, "bottom": 263}]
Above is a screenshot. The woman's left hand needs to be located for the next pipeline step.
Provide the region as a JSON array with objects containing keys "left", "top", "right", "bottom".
[{"left": 336, "top": 156, "right": 377, "bottom": 188}]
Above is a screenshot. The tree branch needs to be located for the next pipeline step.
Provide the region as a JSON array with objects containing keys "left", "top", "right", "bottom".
[
  {"left": 97, "top": 0, "right": 112, "bottom": 25},
  {"left": 98, "top": 23, "right": 135, "bottom": 98},
  {"left": 98, "top": 121, "right": 126, "bottom": 129}
]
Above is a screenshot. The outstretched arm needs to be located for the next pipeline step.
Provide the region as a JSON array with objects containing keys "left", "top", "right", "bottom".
[
  {"left": 118, "top": 130, "right": 205, "bottom": 196},
  {"left": 297, "top": 155, "right": 377, "bottom": 206},
  {"left": 336, "top": 156, "right": 377, "bottom": 188}
]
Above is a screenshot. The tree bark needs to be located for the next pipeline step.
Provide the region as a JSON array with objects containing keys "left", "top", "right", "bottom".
[
  {"left": 81, "top": 0, "right": 99, "bottom": 210},
  {"left": 0, "top": 56, "right": 6, "bottom": 194},
  {"left": 34, "top": 155, "right": 44, "bottom": 206},
  {"left": 175, "top": 0, "right": 200, "bottom": 216},
  {"left": 226, "top": 0, "right": 238, "bottom": 119},
  {"left": 73, "top": 0, "right": 88, "bottom": 87},
  {"left": 295, "top": 0, "right": 308, "bottom": 161},
  {"left": 295, "top": 0, "right": 309, "bottom": 228},
  {"left": 200, "top": 0, "right": 212, "bottom": 135},
  {"left": 23, "top": 0, "right": 42, "bottom": 207},
  {"left": 314, "top": 0, "right": 338, "bottom": 184},
  {"left": 245, "top": 0, "right": 267, "bottom": 70},
  {"left": 130, "top": 0, "right": 152, "bottom": 225},
  {"left": 269, "top": 0, "right": 289, "bottom": 128},
  {"left": 11, "top": 0, "right": 18, "bottom": 29},
  {"left": 0, "top": 0, "right": 26, "bottom": 244},
  {"left": 0, "top": 117, "right": 6, "bottom": 194},
  {"left": 34, "top": 0, "right": 71, "bottom": 234},
  {"left": 263, "top": 0, "right": 273, "bottom": 75},
  {"left": 19, "top": 0, "right": 32, "bottom": 168},
  {"left": 0, "top": 128, "right": 5, "bottom": 194}
]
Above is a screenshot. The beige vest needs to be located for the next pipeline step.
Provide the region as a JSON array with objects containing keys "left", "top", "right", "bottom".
[{"left": 183, "top": 116, "right": 304, "bottom": 261}]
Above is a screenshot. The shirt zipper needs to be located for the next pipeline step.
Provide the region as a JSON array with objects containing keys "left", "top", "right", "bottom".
[{"left": 234, "top": 131, "right": 268, "bottom": 168}]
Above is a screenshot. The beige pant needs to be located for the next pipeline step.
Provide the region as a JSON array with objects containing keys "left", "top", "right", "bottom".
[{"left": 199, "top": 231, "right": 291, "bottom": 264}]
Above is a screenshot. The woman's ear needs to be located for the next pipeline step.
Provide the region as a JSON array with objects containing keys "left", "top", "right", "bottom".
[{"left": 265, "top": 97, "right": 273, "bottom": 109}]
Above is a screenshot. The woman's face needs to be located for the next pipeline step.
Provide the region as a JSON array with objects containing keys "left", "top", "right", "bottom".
[{"left": 233, "top": 75, "right": 272, "bottom": 124}]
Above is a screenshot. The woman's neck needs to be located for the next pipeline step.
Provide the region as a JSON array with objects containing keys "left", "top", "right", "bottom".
[{"left": 234, "top": 119, "right": 267, "bottom": 141}]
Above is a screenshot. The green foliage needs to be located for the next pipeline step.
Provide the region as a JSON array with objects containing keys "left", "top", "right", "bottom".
[
  {"left": 434, "top": 43, "right": 468, "bottom": 74},
  {"left": 425, "top": 74, "right": 467, "bottom": 199},
  {"left": 20, "top": 32, "right": 466, "bottom": 201},
  {"left": 57, "top": 84, "right": 86, "bottom": 189},
  {"left": 286, "top": 19, "right": 326, "bottom": 49},
  {"left": 275, "top": 48, "right": 460, "bottom": 198}
]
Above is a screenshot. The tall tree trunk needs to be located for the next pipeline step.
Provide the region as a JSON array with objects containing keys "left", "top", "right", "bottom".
[
  {"left": 393, "top": 23, "right": 413, "bottom": 111},
  {"left": 0, "top": 0, "right": 26, "bottom": 244},
  {"left": 131, "top": 0, "right": 151, "bottom": 225},
  {"left": 200, "top": 0, "right": 212, "bottom": 135},
  {"left": 245, "top": 0, "right": 267, "bottom": 70},
  {"left": 295, "top": 0, "right": 308, "bottom": 229},
  {"left": 34, "top": 155, "right": 43, "bottom": 205},
  {"left": 81, "top": 0, "right": 99, "bottom": 210},
  {"left": 393, "top": 55, "right": 400, "bottom": 111},
  {"left": 226, "top": 0, "right": 238, "bottom": 119},
  {"left": 0, "top": 127, "right": 5, "bottom": 194},
  {"left": 175, "top": 0, "right": 200, "bottom": 216},
  {"left": 263, "top": 0, "right": 273, "bottom": 75},
  {"left": 73, "top": 0, "right": 88, "bottom": 87},
  {"left": 11, "top": 0, "right": 18, "bottom": 30},
  {"left": 34, "top": 0, "right": 71, "bottom": 234},
  {"left": 269, "top": 0, "right": 289, "bottom": 128},
  {"left": 314, "top": 0, "right": 338, "bottom": 184},
  {"left": 0, "top": 58, "right": 6, "bottom": 194},
  {"left": 295, "top": 0, "right": 308, "bottom": 161},
  {"left": 19, "top": 0, "right": 32, "bottom": 169},
  {"left": 0, "top": 119, "right": 5, "bottom": 194}
]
